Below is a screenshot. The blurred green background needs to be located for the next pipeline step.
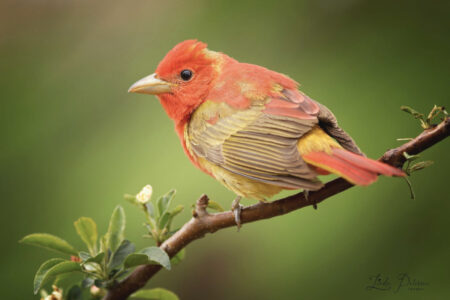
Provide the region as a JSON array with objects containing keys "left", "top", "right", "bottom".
[{"left": 1, "top": 0, "right": 449, "bottom": 299}]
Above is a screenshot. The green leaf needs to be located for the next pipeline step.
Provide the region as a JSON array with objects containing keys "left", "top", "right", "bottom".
[
  {"left": 94, "top": 279, "right": 108, "bottom": 288},
  {"left": 20, "top": 233, "right": 78, "bottom": 255},
  {"left": 123, "top": 253, "right": 150, "bottom": 269},
  {"left": 170, "top": 248, "right": 185, "bottom": 266},
  {"left": 109, "top": 240, "right": 135, "bottom": 270},
  {"left": 85, "top": 252, "right": 105, "bottom": 264},
  {"left": 82, "top": 277, "right": 95, "bottom": 288},
  {"left": 166, "top": 205, "right": 184, "bottom": 230},
  {"left": 74, "top": 217, "right": 98, "bottom": 256},
  {"left": 169, "top": 205, "right": 184, "bottom": 217},
  {"left": 157, "top": 189, "right": 176, "bottom": 216},
  {"left": 400, "top": 105, "right": 429, "bottom": 128},
  {"left": 140, "top": 247, "right": 171, "bottom": 270},
  {"left": 207, "top": 200, "right": 224, "bottom": 212},
  {"left": 158, "top": 205, "right": 184, "bottom": 231},
  {"left": 34, "top": 260, "right": 81, "bottom": 294},
  {"left": 409, "top": 160, "right": 434, "bottom": 173},
  {"left": 400, "top": 105, "right": 424, "bottom": 119},
  {"left": 112, "top": 269, "right": 129, "bottom": 281},
  {"left": 403, "top": 152, "right": 420, "bottom": 161},
  {"left": 106, "top": 206, "right": 126, "bottom": 253},
  {"left": 79, "top": 251, "right": 91, "bottom": 261},
  {"left": 100, "top": 234, "right": 108, "bottom": 254},
  {"left": 426, "top": 105, "right": 447, "bottom": 125},
  {"left": 130, "top": 288, "right": 179, "bottom": 300},
  {"left": 146, "top": 202, "right": 155, "bottom": 219},
  {"left": 48, "top": 261, "right": 81, "bottom": 275},
  {"left": 82, "top": 262, "right": 102, "bottom": 273},
  {"left": 34, "top": 258, "right": 65, "bottom": 294},
  {"left": 158, "top": 212, "right": 171, "bottom": 229},
  {"left": 66, "top": 285, "right": 83, "bottom": 300},
  {"left": 53, "top": 272, "right": 84, "bottom": 294},
  {"left": 124, "top": 247, "right": 172, "bottom": 270}
]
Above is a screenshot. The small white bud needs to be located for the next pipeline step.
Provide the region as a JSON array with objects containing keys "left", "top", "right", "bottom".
[
  {"left": 44, "top": 286, "right": 62, "bottom": 300},
  {"left": 51, "top": 291, "right": 62, "bottom": 300},
  {"left": 90, "top": 285, "right": 106, "bottom": 297},
  {"left": 136, "top": 185, "right": 153, "bottom": 204},
  {"left": 90, "top": 285, "right": 100, "bottom": 296}
]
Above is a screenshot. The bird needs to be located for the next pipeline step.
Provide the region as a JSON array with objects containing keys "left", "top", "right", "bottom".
[{"left": 128, "top": 40, "right": 404, "bottom": 228}]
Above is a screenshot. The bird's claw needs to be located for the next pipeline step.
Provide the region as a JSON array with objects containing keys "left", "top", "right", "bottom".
[
  {"left": 304, "top": 190, "right": 317, "bottom": 209},
  {"left": 231, "top": 196, "right": 243, "bottom": 231},
  {"left": 232, "top": 204, "right": 244, "bottom": 231}
]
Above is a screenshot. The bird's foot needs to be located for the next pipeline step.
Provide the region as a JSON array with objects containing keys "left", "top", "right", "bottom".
[
  {"left": 304, "top": 190, "right": 317, "bottom": 209},
  {"left": 231, "top": 196, "right": 243, "bottom": 231}
]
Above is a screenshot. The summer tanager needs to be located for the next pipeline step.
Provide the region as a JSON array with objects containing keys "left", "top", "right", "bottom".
[{"left": 128, "top": 40, "right": 404, "bottom": 227}]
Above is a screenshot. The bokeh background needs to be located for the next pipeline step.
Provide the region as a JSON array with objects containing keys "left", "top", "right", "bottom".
[{"left": 1, "top": 0, "right": 449, "bottom": 299}]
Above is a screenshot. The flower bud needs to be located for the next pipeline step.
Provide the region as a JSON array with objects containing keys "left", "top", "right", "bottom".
[
  {"left": 136, "top": 185, "right": 153, "bottom": 204},
  {"left": 70, "top": 255, "right": 81, "bottom": 262},
  {"left": 90, "top": 285, "right": 106, "bottom": 297},
  {"left": 43, "top": 286, "right": 62, "bottom": 300}
]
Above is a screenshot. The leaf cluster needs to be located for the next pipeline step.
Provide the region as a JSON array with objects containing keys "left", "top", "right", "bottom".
[
  {"left": 400, "top": 105, "right": 447, "bottom": 129},
  {"left": 125, "top": 189, "right": 183, "bottom": 245},
  {"left": 21, "top": 200, "right": 180, "bottom": 300}
]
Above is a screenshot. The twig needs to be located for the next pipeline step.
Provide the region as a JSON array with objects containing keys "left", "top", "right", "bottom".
[{"left": 104, "top": 117, "right": 449, "bottom": 300}]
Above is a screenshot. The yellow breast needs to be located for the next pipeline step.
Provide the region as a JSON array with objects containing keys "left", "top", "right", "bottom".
[{"left": 196, "top": 156, "right": 283, "bottom": 201}]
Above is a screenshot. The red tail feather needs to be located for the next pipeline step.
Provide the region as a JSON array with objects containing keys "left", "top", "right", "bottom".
[{"left": 302, "top": 148, "right": 405, "bottom": 186}]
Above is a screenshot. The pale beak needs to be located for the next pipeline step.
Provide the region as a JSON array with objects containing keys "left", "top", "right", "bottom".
[{"left": 128, "top": 73, "right": 172, "bottom": 95}]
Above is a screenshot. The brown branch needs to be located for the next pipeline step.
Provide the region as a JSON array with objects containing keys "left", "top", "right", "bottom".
[{"left": 105, "top": 117, "right": 449, "bottom": 300}]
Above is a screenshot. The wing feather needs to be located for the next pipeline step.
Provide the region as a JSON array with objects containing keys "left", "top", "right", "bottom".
[{"left": 187, "top": 90, "right": 324, "bottom": 190}]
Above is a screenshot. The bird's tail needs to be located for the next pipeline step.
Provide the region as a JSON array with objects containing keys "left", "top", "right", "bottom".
[{"left": 302, "top": 148, "right": 405, "bottom": 185}]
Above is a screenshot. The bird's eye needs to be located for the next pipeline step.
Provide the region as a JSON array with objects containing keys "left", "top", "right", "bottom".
[{"left": 180, "top": 69, "right": 193, "bottom": 81}]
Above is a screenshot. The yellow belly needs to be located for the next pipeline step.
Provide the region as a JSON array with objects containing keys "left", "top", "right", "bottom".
[{"left": 197, "top": 157, "right": 283, "bottom": 200}]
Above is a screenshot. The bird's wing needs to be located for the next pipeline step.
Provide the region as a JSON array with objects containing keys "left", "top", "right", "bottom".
[
  {"left": 314, "top": 102, "right": 364, "bottom": 156},
  {"left": 187, "top": 88, "right": 325, "bottom": 190}
]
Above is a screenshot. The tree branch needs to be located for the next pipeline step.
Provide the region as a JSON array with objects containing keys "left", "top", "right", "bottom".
[{"left": 105, "top": 117, "right": 449, "bottom": 300}]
